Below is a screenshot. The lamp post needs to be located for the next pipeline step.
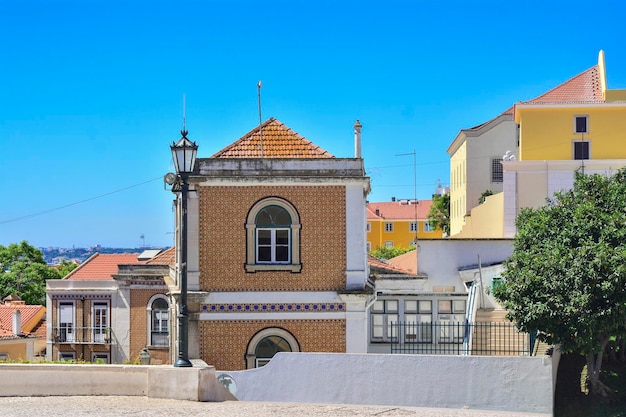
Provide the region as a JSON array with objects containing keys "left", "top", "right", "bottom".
[{"left": 171, "top": 129, "right": 198, "bottom": 368}]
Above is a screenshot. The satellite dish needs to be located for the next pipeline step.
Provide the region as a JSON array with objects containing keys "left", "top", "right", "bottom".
[{"left": 164, "top": 172, "right": 177, "bottom": 185}]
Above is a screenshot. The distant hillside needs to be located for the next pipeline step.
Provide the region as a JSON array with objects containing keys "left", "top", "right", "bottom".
[{"left": 41, "top": 246, "right": 167, "bottom": 265}]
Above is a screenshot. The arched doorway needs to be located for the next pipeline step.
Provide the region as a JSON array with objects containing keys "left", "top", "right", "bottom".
[{"left": 246, "top": 328, "right": 300, "bottom": 368}]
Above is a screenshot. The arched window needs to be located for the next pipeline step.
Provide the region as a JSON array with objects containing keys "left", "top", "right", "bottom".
[
  {"left": 147, "top": 295, "right": 169, "bottom": 346},
  {"left": 246, "top": 328, "right": 300, "bottom": 368},
  {"left": 245, "top": 197, "right": 301, "bottom": 272}
]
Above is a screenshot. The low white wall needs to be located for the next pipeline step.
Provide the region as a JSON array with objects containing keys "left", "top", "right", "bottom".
[
  {"left": 0, "top": 361, "right": 234, "bottom": 402},
  {"left": 217, "top": 352, "right": 554, "bottom": 414}
]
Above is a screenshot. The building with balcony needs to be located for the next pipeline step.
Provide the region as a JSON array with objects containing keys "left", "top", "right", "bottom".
[{"left": 46, "top": 249, "right": 173, "bottom": 363}]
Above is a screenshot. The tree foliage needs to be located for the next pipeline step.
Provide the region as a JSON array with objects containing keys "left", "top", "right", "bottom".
[
  {"left": 428, "top": 193, "right": 450, "bottom": 236},
  {"left": 494, "top": 169, "right": 626, "bottom": 397},
  {"left": 0, "top": 241, "right": 65, "bottom": 305},
  {"left": 478, "top": 189, "right": 493, "bottom": 204},
  {"left": 369, "top": 245, "right": 413, "bottom": 260}
]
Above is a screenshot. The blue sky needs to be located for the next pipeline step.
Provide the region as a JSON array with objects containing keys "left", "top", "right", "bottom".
[{"left": 1, "top": 0, "right": 625, "bottom": 249}]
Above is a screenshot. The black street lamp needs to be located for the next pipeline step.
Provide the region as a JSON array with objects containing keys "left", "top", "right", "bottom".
[{"left": 171, "top": 129, "right": 198, "bottom": 368}]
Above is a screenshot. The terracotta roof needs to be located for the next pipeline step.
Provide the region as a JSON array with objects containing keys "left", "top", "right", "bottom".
[
  {"left": 366, "top": 200, "right": 433, "bottom": 220},
  {"left": 64, "top": 253, "right": 143, "bottom": 280},
  {"left": 146, "top": 247, "right": 175, "bottom": 266},
  {"left": 211, "top": 118, "right": 335, "bottom": 159},
  {"left": 0, "top": 304, "right": 45, "bottom": 338},
  {"left": 520, "top": 65, "right": 603, "bottom": 105},
  {"left": 368, "top": 254, "right": 414, "bottom": 275}
]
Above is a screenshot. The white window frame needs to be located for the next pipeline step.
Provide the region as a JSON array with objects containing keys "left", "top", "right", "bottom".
[
  {"left": 424, "top": 222, "right": 434, "bottom": 232},
  {"left": 409, "top": 222, "right": 417, "bottom": 233},
  {"left": 574, "top": 115, "right": 588, "bottom": 134},
  {"left": 384, "top": 241, "right": 394, "bottom": 248},
  {"left": 256, "top": 228, "right": 290, "bottom": 264},
  {"left": 245, "top": 197, "right": 301, "bottom": 273},
  {"left": 246, "top": 328, "right": 300, "bottom": 369},
  {"left": 366, "top": 222, "right": 371, "bottom": 232},
  {"left": 147, "top": 294, "right": 169, "bottom": 347},
  {"left": 58, "top": 301, "right": 75, "bottom": 343},
  {"left": 92, "top": 301, "right": 109, "bottom": 343},
  {"left": 384, "top": 222, "right": 393, "bottom": 232}
]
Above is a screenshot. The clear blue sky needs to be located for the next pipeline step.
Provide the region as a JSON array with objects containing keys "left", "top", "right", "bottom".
[{"left": 2, "top": 0, "right": 625, "bottom": 249}]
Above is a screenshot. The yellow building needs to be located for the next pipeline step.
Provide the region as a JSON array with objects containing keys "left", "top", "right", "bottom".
[
  {"left": 451, "top": 50, "right": 626, "bottom": 238},
  {"left": 367, "top": 199, "right": 442, "bottom": 251}
]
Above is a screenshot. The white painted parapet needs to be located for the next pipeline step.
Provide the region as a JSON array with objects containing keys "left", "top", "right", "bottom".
[{"left": 217, "top": 352, "right": 554, "bottom": 414}]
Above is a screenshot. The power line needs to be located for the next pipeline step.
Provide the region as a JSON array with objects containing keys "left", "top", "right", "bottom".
[{"left": 0, "top": 177, "right": 162, "bottom": 225}]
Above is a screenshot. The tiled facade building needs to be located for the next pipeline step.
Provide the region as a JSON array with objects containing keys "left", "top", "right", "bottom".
[
  {"left": 169, "top": 118, "right": 371, "bottom": 370},
  {"left": 46, "top": 249, "right": 173, "bottom": 363}
]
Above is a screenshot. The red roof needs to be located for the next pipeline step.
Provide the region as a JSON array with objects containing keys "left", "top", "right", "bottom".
[
  {"left": 366, "top": 200, "right": 433, "bottom": 220},
  {"left": 146, "top": 247, "right": 175, "bottom": 266},
  {"left": 0, "top": 304, "right": 45, "bottom": 339},
  {"left": 64, "top": 253, "right": 143, "bottom": 280},
  {"left": 367, "top": 254, "right": 414, "bottom": 275},
  {"left": 520, "top": 65, "right": 602, "bottom": 105},
  {"left": 211, "top": 118, "right": 335, "bottom": 159}
]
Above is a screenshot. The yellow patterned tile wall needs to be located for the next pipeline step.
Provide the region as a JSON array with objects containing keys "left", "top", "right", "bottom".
[
  {"left": 199, "top": 186, "right": 347, "bottom": 292},
  {"left": 199, "top": 319, "right": 346, "bottom": 371}
]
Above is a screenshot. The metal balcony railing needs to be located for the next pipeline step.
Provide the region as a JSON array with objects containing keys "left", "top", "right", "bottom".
[
  {"left": 389, "top": 321, "right": 537, "bottom": 356},
  {"left": 52, "top": 327, "right": 113, "bottom": 345}
]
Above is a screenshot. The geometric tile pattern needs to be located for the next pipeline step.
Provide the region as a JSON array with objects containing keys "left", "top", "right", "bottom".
[
  {"left": 202, "top": 303, "right": 345, "bottom": 313},
  {"left": 199, "top": 185, "right": 347, "bottom": 292},
  {"left": 200, "top": 319, "right": 346, "bottom": 371}
]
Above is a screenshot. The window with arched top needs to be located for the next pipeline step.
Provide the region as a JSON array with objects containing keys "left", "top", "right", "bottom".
[
  {"left": 246, "top": 327, "right": 300, "bottom": 368},
  {"left": 245, "top": 197, "right": 301, "bottom": 272},
  {"left": 147, "top": 295, "right": 169, "bottom": 347}
]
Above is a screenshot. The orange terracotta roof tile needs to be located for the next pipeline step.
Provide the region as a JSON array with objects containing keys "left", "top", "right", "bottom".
[
  {"left": 65, "top": 253, "right": 143, "bottom": 281},
  {"left": 0, "top": 304, "right": 45, "bottom": 337},
  {"left": 211, "top": 118, "right": 335, "bottom": 159},
  {"left": 366, "top": 200, "right": 433, "bottom": 220},
  {"left": 146, "top": 247, "right": 175, "bottom": 266},
  {"left": 520, "top": 65, "right": 603, "bottom": 105},
  {"left": 368, "top": 254, "right": 414, "bottom": 275}
]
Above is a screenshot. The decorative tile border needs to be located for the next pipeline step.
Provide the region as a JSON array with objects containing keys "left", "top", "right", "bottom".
[
  {"left": 51, "top": 294, "right": 111, "bottom": 300},
  {"left": 202, "top": 303, "right": 345, "bottom": 313}
]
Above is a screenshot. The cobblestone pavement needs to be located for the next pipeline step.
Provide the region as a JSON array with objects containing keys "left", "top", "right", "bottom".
[{"left": 0, "top": 397, "right": 550, "bottom": 417}]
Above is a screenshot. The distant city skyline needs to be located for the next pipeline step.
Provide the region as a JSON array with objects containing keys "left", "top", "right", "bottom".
[{"left": 2, "top": 1, "right": 625, "bottom": 248}]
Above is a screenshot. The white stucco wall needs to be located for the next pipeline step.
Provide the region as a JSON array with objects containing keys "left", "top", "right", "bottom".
[{"left": 217, "top": 352, "right": 554, "bottom": 414}]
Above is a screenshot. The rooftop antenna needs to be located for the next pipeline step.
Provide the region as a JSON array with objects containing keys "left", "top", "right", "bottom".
[{"left": 257, "top": 81, "right": 265, "bottom": 157}]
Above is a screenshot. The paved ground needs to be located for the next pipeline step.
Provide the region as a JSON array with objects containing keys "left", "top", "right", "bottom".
[{"left": 0, "top": 396, "right": 550, "bottom": 416}]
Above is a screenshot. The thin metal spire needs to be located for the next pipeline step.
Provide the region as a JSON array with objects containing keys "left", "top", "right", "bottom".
[
  {"left": 182, "top": 93, "right": 187, "bottom": 135},
  {"left": 257, "top": 81, "right": 264, "bottom": 156}
]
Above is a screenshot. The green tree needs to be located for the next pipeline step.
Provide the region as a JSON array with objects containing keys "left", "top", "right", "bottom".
[
  {"left": 478, "top": 189, "right": 493, "bottom": 204},
  {"left": 0, "top": 241, "right": 63, "bottom": 305},
  {"left": 369, "top": 245, "right": 413, "bottom": 260},
  {"left": 56, "top": 259, "right": 79, "bottom": 277},
  {"left": 494, "top": 169, "right": 626, "bottom": 398},
  {"left": 428, "top": 193, "right": 450, "bottom": 236}
]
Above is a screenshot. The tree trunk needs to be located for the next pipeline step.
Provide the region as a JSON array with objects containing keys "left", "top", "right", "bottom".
[{"left": 585, "top": 337, "right": 612, "bottom": 398}]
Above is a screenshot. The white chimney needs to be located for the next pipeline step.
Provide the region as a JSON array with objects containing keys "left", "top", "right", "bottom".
[
  {"left": 12, "top": 309, "right": 21, "bottom": 336},
  {"left": 353, "top": 119, "right": 362, "bottom": 158}
]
